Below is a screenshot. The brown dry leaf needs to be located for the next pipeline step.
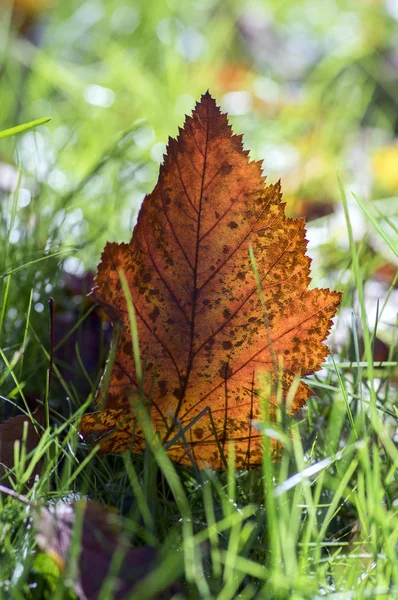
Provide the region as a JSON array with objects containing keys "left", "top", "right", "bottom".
[
  {"left": 80, "top": 92, "right": 341, "bottom": 470},
  {"left": 0, "top": 407, "right": 46, "bottom": 488},
  {"left": 1, "top": 0, "right": 53, "bottom": 21},
  {"left": 0, "top": 0, "right": 53, "bottom": 40},
  {"left": 34, "top": 500, "right": 180, "bottom": 600}
]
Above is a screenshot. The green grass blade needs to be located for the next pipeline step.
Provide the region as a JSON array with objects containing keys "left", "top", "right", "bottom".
[
  {"left": 352, "top": 192, "right": 398, "bottom": 258},
  {"left": 0, "top": 117, "right": 51, "bottom": 140},
  {"left": 338, "top": 173, "right": 377, "bottom": 415}
]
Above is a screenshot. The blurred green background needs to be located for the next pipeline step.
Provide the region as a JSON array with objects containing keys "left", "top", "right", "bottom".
[{"left": 0, "top": 0, "right": 397, "bottom": 404}]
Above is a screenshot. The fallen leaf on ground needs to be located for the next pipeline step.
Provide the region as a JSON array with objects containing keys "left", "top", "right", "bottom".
[
  {"left": 0, "top": 406, "right": 46, "bottom": 488},
  {"left": 80, "top": 92, "right": 341, "bottom": 469},
  {"left": 34, "top": 500, "right": 180, "bottom": 600}
]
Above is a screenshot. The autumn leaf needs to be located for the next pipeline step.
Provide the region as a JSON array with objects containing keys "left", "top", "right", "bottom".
[
  {"left": 4, "top": 0, "right": 53, "bottom": 34},
  {"left": 0, "top": 407, "right": 46, "bottom": 488},
  {"left": 34, "top": 500, "right": 180, "bottom": 600},
  {"left": 80, "top": 92, "right": 341, "bottom": 470}
]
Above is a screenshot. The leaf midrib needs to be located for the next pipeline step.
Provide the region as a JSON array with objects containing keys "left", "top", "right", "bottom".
[{"left": 164, "top": 101, "right": 210, "bottom": 441}]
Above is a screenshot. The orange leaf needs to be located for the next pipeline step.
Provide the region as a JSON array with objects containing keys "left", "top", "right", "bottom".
[{"left": 80, "top": 92, "right": 341, "bottom": 470}]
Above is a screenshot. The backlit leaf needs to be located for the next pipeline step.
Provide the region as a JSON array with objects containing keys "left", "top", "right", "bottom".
[{"left": 80, "top": 92, "right": 341, "bottom": 469}]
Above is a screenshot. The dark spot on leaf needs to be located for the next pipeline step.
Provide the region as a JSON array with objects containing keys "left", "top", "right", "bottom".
[
  {"left": 219, "top": 361, "right": 233, "bottom": 380},
  {"left": 158, "top": 379, "right": 167, "bottom": 398},
  {"left": 194, "top": 427, "right": 204, "bottom": 440},
  {"left": 221, "top": 162, "right": 233, "bottom": 175},
  {"left": 123, "top": 341, "right": 132, "bottom": 356},
  {"left": 149, "top": 306, "right": 160, "bottom": 322}
]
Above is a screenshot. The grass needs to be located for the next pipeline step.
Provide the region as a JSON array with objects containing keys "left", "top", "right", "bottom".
[
  {"left": 0, "top": 117, "right": 51, "bottom": 140},
  {"left": 0, "top": 174, "right": 397, "bottom": 598},
  {"left": 1, "top": 1, "right": 398, "bottom": 597}
]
